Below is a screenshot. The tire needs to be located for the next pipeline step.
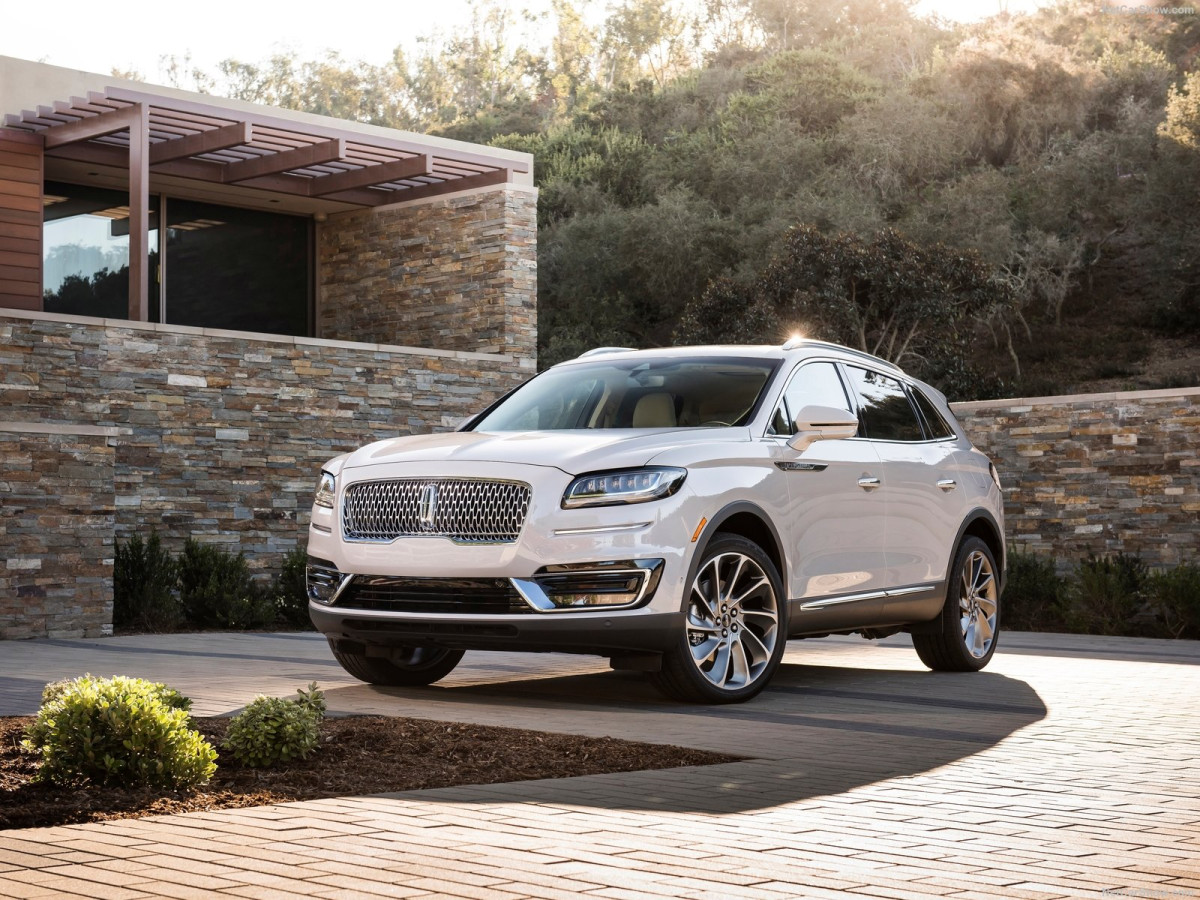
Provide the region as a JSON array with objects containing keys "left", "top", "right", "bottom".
[
  {"left": 332, "top": 645, "right": 465, "bottom": 686},
  {"left": 650, "top": 534, "right": 788, "bottom": 704},
  {"left": 912, "top": 536, "right": 1000, "bottom": 672}
]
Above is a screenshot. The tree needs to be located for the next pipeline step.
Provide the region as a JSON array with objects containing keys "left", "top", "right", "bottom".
[
  {"left": 1159, "top": 70, "right": 1200, "bottom": 152},
  {"left": 677, "top": 226, "right": 1014, "bottom": 397}
]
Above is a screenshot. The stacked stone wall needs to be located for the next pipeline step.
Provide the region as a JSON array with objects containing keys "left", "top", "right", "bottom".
[
  {"left": 0, "top": 311, "right": 532, "bottom": 636},
  {"left": 317, "top": 187, "right": 537, "bottom": 358},
  {"left": 952, "top": 389, "right": 1200, "bottom": 569},
  {"left": 0, "top": 424, "right": 118, "bottom": 639}
]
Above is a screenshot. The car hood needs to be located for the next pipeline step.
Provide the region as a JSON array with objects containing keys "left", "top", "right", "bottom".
[{"left": 340, "top": 428, "right": 747, "bottom": 475}]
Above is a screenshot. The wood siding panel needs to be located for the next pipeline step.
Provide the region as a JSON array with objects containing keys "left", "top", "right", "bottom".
[
  {"left": 0, "top": 264, "right": 40, "bottom": 283},
  {"left": 0, "top": 150, "right": 41, "bottom": 170},
  {"left": 0, "top": 208, "right": 41, "bottom": 228},
  {"left": 0, "top": 131, "right": 42, "bottom": 313}
]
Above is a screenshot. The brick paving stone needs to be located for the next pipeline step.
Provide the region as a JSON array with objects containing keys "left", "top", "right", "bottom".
[
  {"left": 303, "top": 874, "right": 431, "bottom": 898},
  {"left": 1, "top": 631, "right": 1198, "bottom": 900}
]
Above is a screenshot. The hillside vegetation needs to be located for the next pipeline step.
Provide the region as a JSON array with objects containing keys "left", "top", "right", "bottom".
[{"left": 151, "top": 0, "right": 1200, "bottom": 399}]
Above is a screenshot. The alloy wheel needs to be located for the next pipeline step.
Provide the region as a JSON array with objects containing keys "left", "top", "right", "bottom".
[
  {"left": 685, "top": 551, "right": 780, "bottom": 691},
  {"left": 959, "top": 549, "right": 998, "bottom": 659}
]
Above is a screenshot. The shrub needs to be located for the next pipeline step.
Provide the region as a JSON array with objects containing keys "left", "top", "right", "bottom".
[
  {"left": 1065, "top": 554, "right": 1148, "bottom": 635},
  {"left": 113, "top": 531, "right": 181, "bottom": 632},
  {"left": 21, "top": 675, "right": 215, "bottom": 788},
  {"left": 39, "top": 676, "right": 191, "bottom": 711},
  {"left": 223, "top": 683, "right": 325, "bottom": 768},
  {"left": 1002, "top": 551, "right": 1068, "bottom": 632},
  {"left": 179, "top": 539, "right": 274, "bottom": 629},
  {"left": 272, "top": 547, "right": 313, "bottom": 629},
  {"left": 1147, "top": 564, "right": 1200, "bottom": 640}
]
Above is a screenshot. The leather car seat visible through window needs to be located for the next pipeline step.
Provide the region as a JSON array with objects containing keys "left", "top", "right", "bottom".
[{"left": 632, "top": 392, "right": 677, "bottom": 428}]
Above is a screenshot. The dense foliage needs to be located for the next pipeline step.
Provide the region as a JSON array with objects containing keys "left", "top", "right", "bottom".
[
  {"left": 141, "top": 0, "right": 1200, "bottom": 398},
  {"left": 113, "top": 535, "right": 311, "bottom": 632},
  {"left": 113, "top": 531, "right": 181, "bottom": 632},
  {"left": 21, "top": 676, "right": 216, "bottom": 788},
  {"left": 1003, "top": 552, "right": 1200, "bottom": 639},
  {"left": 223, "top": 683, "right": 326, "bottom": 768},
  {"left": 179, "top": 539, "right": 276, "bottom": 629}
]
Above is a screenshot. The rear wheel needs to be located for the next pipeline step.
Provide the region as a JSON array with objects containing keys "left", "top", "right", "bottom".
[
  {"left": 650, "top": 534, "right": 787, "bottom": 704},
  {"left": 912, "top": 537, "right": 999, "bottom": 672},
  {"left": 332, "top": 645, "right": 465, "bottom": 686}
]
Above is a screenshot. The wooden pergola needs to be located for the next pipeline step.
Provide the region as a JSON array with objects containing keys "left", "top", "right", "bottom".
[{"left": 3, "top": 88, "right": 527, "bottom": 321}]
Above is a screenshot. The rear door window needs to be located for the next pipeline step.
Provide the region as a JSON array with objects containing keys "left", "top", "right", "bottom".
[
  {"left": 844, "top": 366, "right": 925, "bottom": 442},
  {"left": 909, "top": 386, "right": 956, "bottom": 440}
]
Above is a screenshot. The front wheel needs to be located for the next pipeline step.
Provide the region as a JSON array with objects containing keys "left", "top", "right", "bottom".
[
  {"left": 650, "top": 534, "right": 787, "bottom": 704},
  {"left": 912, "top": 537, "right": 1000, "bottom": 672},
  {"left": 332, "top": 645, "right": 465, "bottom": 686}
]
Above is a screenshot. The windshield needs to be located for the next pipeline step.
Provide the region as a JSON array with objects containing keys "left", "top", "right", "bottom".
[{"left": 470, "top": 356, "right": 780, "bottom": 432}]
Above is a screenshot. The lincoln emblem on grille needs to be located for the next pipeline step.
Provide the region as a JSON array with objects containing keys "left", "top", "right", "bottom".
[{"left": 417, "top": 483, "right": 439, "bottom": 529}]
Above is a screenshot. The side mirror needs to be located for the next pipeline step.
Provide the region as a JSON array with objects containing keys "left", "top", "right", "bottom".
[{"left": 786, "top": 404, "right": 860, "bottom": 451}]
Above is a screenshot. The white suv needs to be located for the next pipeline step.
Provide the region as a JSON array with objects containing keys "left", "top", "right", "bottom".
[{"left": 307, "top": 340, "right": 1005, "bottom": 703}]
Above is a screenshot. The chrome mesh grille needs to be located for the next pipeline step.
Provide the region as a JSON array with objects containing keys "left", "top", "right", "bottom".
[{"left": 341, "top": 478, "right": 531, "bottom": 543}]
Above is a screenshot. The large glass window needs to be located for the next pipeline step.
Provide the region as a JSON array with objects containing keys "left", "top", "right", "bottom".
[
  {"left": 164, "top": 199, "right": 309, "bottom": 336},
  {"left": 42, "top": 181, "right": 159, "bottom": 320},
  {"left": 42, "top": 183, "right": 311, "bottom": 336}
]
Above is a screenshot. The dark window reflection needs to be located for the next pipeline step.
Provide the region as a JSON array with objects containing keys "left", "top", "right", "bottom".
[
  {"left": 164, "top": 199, "right": 309, "bottom": 336},
  {"left": 42, "top": 181, "right": 159, "bottom": 321},
  {"left": 846, "top": 366, "right": 925, "bottom": 442}
]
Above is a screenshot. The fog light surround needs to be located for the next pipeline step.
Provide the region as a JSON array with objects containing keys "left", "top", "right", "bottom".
[
  {"left": 511, "top": 559, "right": 664, "bottom": 612},
  {"left": 307, "top": 557, "right": 353, "bottom": 606}
]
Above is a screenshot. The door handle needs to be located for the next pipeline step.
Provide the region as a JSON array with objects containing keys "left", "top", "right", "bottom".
[
  {"left": 857, "top": 476, "right": 881, "bottom": 491},
  {"left": 937, "top": 479, "right": 957, "bottom": 492}
]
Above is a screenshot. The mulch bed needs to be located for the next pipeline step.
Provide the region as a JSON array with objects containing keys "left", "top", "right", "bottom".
[{"left": 0, "top": 716, "right": 735, "bottom": 831}]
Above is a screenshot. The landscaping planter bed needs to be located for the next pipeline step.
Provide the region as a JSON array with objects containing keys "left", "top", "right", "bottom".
[{"left": 0, "top": 715, "right": 734, "bottom": 830}]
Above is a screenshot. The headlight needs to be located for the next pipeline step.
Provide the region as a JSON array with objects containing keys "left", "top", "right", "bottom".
[
  {"left": 314, "top": 471, "right": 336, "bottom": 509},
  {"left": 561, "top": 467, "right": 686, "bottom": 509}
]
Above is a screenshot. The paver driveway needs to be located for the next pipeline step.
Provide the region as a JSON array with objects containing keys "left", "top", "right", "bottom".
[{"left": 0, "top": 631, "right": 1197, "bottom": 900}]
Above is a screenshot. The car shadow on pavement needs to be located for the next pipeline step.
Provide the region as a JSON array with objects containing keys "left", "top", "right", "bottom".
[{"left": 323, "top": 660, "right": 1047, "bottom": 815}]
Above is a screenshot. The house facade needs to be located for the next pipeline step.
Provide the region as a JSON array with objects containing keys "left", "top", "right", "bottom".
[{"left": 0, "top": 57, "right": 537, "bottom": 638}]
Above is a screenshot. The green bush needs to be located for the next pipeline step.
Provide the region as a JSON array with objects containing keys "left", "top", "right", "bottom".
[
  {"left": 179, "top": 539, "right": 274, "bottom": 629},
  {"left": 1001, "top": 551, "right": 1068, "bottom": 632},
  {"left": 223, "top": 683, "right": 325, "bottom": 768},
  {"left": 1065, "top": 554, "right": 1149, "bottom": 635},
  {"left": 113, "top": 531, "right": 181, "bottom": 632},
  {"left": 1147, "top": 564, "right": 1200, "bottom": 639},
  {"left": 272, "top": 547, "right": 313, "bottom": 630},
  {"left": 21, "top": 675, "right": 215, "bottom": 789}
]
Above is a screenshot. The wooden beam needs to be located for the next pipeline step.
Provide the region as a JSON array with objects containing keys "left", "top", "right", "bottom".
[
  {"left": 149, "top": 121, "right": 252, "bottom": 164},
  {"left": 382, "top": 168, "right": 512, "bottom": 205},
  {"left": 221, "top": 138, "right": 345, "bottom": 183},
  {"left": 308, "top": 155, "right": 431, "bottom": 196},
  {"left": 41, "top": 106, "right": 140, "bottom": 149},
  {"left": 104, "top": 88, "right": 531, "bottom": 174},
  {"left": 128, "top": 104, "right": 149, "bottom": 322}
]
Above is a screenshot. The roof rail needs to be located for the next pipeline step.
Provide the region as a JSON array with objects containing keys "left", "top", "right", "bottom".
[
  {"left": 782, "top": 338, "right": 903, "bottom": 373},
  {"left": 577, "top": 346, "right": 637, "bottom": 358}
]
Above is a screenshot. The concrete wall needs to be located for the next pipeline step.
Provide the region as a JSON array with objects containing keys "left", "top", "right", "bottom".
[
  {"left": 318, "top": 186, "right": 537, "bottom": 357},
  {"left": 953, "top": 388, "right": 1200, "bottom": 569},
  {"left": 0, "top": 310, "right": 533, "bottom": 638}
]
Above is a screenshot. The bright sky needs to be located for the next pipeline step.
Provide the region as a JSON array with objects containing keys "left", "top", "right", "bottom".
[{"left": 1, "top": 0, "right": 1051, "bottom": 85}]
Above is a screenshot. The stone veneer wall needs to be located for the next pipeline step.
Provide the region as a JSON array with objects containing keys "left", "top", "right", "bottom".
[
  {"left": 0, "top": 310, "right": 532, "bottom": 638},
  {"left": 0, "top": 424, "right": 122, "bottom": 639},
  {"left": 952, "top": 388, "right": 1200, "bottom": 569},
  {"left": 317, "top": 187, "right": 537, "bottom": 357}
]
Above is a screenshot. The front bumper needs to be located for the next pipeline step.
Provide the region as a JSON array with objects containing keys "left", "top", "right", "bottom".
[
  {"left": 311, "top": 602, "right": 685, "bottom": 654},
  {"left": 306, "top": 459, "right": 706, "bottom": 653}
]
